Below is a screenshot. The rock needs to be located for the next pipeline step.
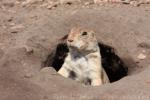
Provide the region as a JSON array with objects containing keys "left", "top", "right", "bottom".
[
  {"left": 84, "top": 2, "right": 91, "bottom": 5},
  {"left": 94, "top": 0, "right": 104, "bottom": 4},
  {"left": 137, "top": 53, "right": 147, "bottom": 60},
  {"left": 10, "top": 24, "right": 25, "bottom": 30},
  {"left": 22, "top": 0, "right": 44, "bottom": 6},
  {"left": 60, "top": 0, "right": 81, "bottom": 4},
  {"left": 9, "top": 23, "right": 16, "bottom": 26},
  {"left": 138, "top": 42, "right": 150, "bottom": 49},
  {"left": 94, "top": 0, "right": 119, "bottom": 4},
  {"left": 46, "top": 2, "right": 59, "bottom": 9},
  {"left": 129, "top": 1, "right": 140, "bottom": 6},
  {"left": 24, "top": 73, "right": 33, "bottom": 78},
  {"left": 10, "top": 24, "right": 25, "bottom": 33},
  {"left": 24, "top": 45, "right": 34, "bottom": 55},
  {"left": 31, "top": 67, "right": 58, "bottom": 87},
  {"left": 40, "top": 67, "right": 57, "bottom": 74},
  {"left": 94, "top": 0, "right": 149, "bottom": 6}
]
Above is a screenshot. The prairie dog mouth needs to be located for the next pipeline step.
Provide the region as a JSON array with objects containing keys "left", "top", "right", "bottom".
[
  {"left": 68, "top": 45, "right": 77, "bottom": 49},
  {"left": 68, "top": 45, "right": 80, "bottom": 52},
  {"left": 67, "top": 43, "right": 74, "bottom": 47}
]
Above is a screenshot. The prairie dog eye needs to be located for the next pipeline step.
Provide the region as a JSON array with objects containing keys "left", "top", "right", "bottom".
[{"left": 81, "top": 31, "right": 88, "bottom": 36}]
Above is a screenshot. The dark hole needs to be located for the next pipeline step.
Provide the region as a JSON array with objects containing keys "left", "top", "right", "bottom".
[
  {"left": 43, "top": 43, "right": 69, "bottom": 71},
  {"left": 98, "top": 43, "right": 128, "bottom": 82},
  {"left": 43, "top": 42, "right": 128, "bottom": 83}
]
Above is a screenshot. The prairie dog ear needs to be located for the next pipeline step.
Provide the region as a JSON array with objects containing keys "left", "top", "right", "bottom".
[
  {"left": 59, "top": 34, "right": 68, "bottom": 43},
  {"left": 61, "top": 34, "right": 68, "bottom": 40}
]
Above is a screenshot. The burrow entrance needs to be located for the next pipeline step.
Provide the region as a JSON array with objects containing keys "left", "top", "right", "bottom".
[{"left": 43, "top": 40, "right": 128, "bottom": 83}]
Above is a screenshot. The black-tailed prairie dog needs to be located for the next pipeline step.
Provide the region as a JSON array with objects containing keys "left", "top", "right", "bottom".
[{"left": 58, "top": 27, "right": 110, "bottom": 86}]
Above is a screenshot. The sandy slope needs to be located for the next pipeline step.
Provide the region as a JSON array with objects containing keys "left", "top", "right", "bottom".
[{"left": 0, "top": 1, "right": 150, "bottom": 100}]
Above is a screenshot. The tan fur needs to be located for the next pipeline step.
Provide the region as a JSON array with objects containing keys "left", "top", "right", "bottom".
[{"left": 58, "top": 27, "right": 110, "bottom": 86}]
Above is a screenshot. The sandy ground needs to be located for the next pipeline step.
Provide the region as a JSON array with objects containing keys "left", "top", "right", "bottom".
[{"left": 0, "top": 0, "right": 150, "bottom": 100}]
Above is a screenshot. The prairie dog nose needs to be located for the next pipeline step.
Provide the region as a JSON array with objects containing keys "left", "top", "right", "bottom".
[{"left": 68, "top": 39, "right": 73, "bottom": 42}]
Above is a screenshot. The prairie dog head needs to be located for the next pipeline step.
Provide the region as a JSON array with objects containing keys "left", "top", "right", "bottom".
[{"left": 67, "top": 27, "right": 98, "bottom": 52}]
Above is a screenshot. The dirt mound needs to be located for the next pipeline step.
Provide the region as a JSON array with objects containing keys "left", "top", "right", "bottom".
[{"left": 0, "top": 1, "right": 150, "bottom": 100}]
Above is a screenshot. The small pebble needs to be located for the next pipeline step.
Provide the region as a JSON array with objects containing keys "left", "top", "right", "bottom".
[
  {"left": 24, "top": 73, "right": 33, "bottom": 78},
  {"left": 24, "top": 46, "right": 34, "bottom": 54},
  {"left": 10, "top": 24, "right": 24, "bottom": 29},
  {"left": 47, "top": 2, "right": 58, "bottom": 9},
  {"left": 137, "top": 53, "right": 147, "bottom": 60},
  {"left": 10, "top": 23, "right": 16, "bottom": 26},
  {"left": 84, "top": 2, "right": 90, "bottom": 5}
]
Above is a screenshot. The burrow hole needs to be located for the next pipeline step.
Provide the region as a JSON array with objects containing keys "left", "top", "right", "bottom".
[{"left": 43, "top": 41, "right": 128, "bottom": 83}]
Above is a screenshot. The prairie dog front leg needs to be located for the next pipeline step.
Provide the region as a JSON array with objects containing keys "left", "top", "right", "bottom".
[
  {"left": 91, "top": 79, "right": 103, "bottom": 86},
  {"left": 58, "top": 63, "right": 70, "bottom": 78},
  {"left": 90, "top": 71, "right": 103, "bottom": 86}
]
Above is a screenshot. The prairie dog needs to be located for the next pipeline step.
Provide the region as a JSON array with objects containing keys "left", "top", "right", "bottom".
[{"left": 58, "top": 27, "right": 109, "bottom": 86}]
